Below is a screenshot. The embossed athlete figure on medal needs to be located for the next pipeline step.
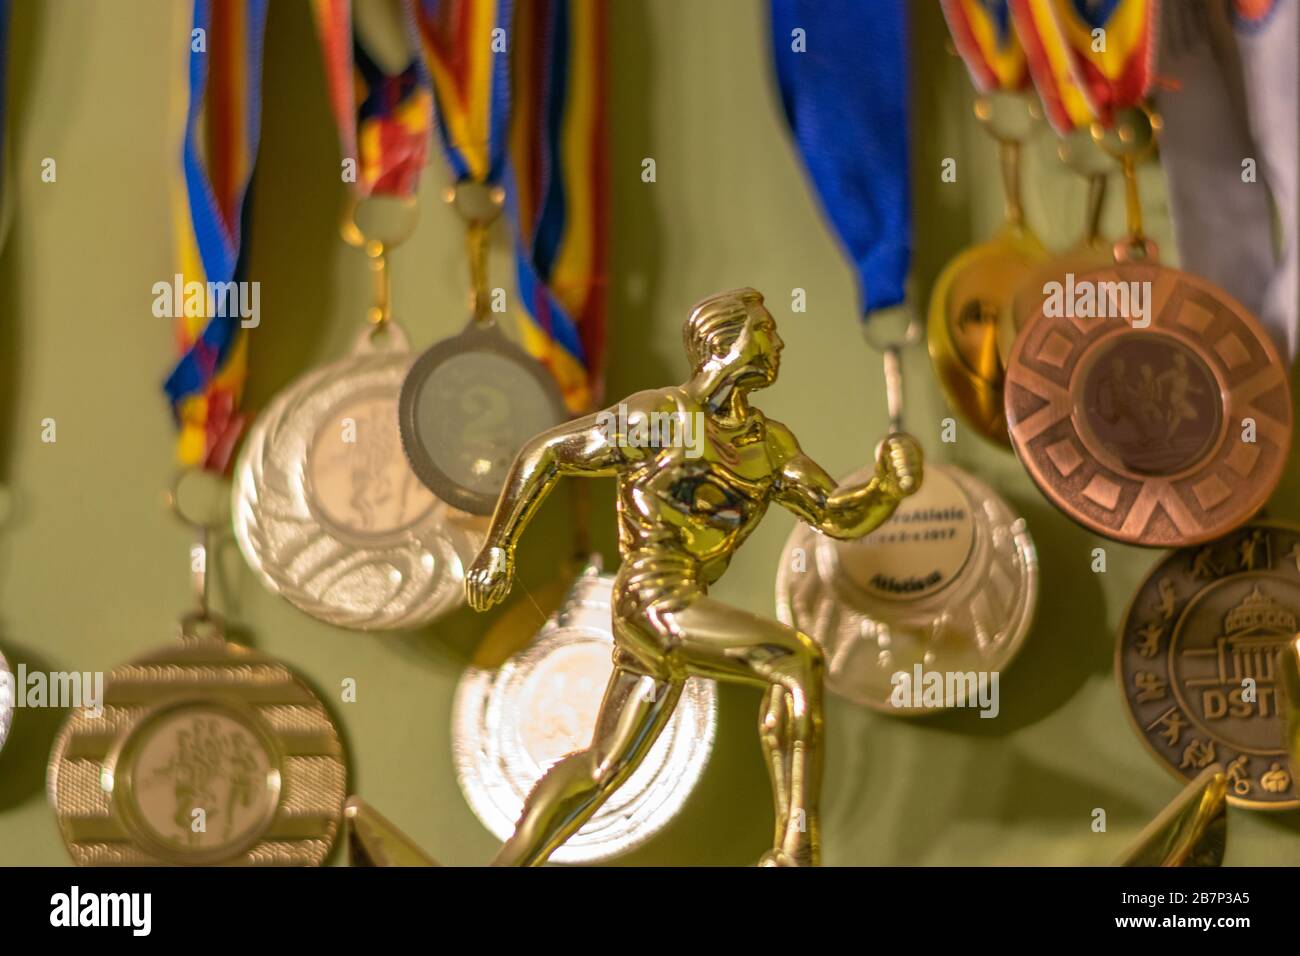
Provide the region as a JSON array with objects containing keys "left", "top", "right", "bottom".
[{"left": 465, "top": 289, "right": 922, "bottom": 865}]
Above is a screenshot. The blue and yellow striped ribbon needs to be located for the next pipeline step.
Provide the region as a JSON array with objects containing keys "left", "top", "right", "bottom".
[
  {"left": 507, "top": 0, "right": 608, "bottom": 413},
  {"left": 163, "top": 0, "right": 268, "bottom": 471}
]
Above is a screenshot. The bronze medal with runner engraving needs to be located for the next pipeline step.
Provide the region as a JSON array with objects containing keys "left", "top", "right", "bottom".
[
  {"left": 1117, "top": 522, "right": 1300, "bottom": 810},
  {"left": 48, "top": 626, "right": 348, "bottom": 864},
  {"left": 1005, "top": 262, "right": 1291, "bottom": 546}
]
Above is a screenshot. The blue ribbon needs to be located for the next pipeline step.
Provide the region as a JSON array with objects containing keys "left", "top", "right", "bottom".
[{"left": 770, "top": 0, "right": 911, "bottom": 315}]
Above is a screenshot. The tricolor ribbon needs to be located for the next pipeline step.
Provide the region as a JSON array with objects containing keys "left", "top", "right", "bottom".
[
  {"left": 413, "top": 0, "right": 513, "bottom": 185},
  {"left": 1042, "top": 0, "right": 1158, "bottom": 124},
  {"left": 941, "top": 0, "right": 1031, "bottom": 93},
  {"left": 163, "top": 0, "right": 268, "bottom": 472},
  {"left": 770, "top": 0, "right": 911, "bottom": 316},
  {"left": 414, "top": 0, "right": 607, "bottom": 414},
  {"left": 1009, "top": 0, "right": 1097, "bottom": 133},
  {"left": 508, "top": 0, "right": 609, "bottom": 413},
  {"left": 313, "top": 0, "right": 432, "bottom": 199}
]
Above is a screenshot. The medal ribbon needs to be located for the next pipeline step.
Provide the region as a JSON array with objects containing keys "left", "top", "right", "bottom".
[
  {"left": 412, "top": 0, "right": 513, "bottom": 186},
  {"left": 163, "top": 0, "right": 268, "bottom": 472},
  {"left": 313, "top": 0, "right": 432, "bottom": 199},
  {"left": 1042, "top": 0, "right": 1158, "bottom": 124},
  {"left": 508, "top": 0, "right": 609, "bottom": 413},
  {"left": 769, "top": 0, "right": 911, "bottom": 316},
  {"left": 1009, "top": 0, "right": 1096, "bottom": 133},
  {"left": 941, "top": 0, "right": 1031, "bottom": 92}
]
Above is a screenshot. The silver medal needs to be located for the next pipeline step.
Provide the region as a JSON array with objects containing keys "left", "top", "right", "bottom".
[
  {"left": 0, "top": 648, "right": 12, "bottom": 754},
  {"left": 398, "top": 320, "right": 566, "bottom": 515},
  {"left": 776, "top": 462, "right": 1038, "bottom": 712},
  {"left": 233, "top": 325, "right": 484, "bottom": 630},
  {"left": 452, "top": 568, "right": 717, "bottom": 862}
]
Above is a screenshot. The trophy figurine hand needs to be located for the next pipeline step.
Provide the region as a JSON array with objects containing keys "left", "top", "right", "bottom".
[
  {"left": 466, "top": 545, "right": 514, "bottom": 611},
  {"left": 875, "top": 432, "right": 923, "bottom": 499}
]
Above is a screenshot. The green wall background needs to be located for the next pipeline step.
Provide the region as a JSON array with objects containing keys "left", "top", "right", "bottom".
[{"left": 1, "top": 0, "right": 1297, "bottom": 866}]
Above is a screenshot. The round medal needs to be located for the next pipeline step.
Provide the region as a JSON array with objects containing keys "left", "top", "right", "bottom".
[
  {"left": 1117, "top": 521, "right": 1300, "bottom": 810},
  {"left": 398, "top": 320, "right": 566, "bottom": 515},
  {"left": 48, "top": 625, "right": 347, "bottom": 864},
  {"left": 452, "top": 570, "right": 717, "bottom": 862},
  {"left": 1004, "top": 261, "right": 1291, "bottom": 547},
  {"left": 928, "top": 229, "right": 1048, "bottom": 445},
  {"left": 233, "top": 325, "right": 484, "bottom": 630},
  {"left": 927, "top": 92, "right": 1048, "bottom": 447},
  {"left": 0, "top": 648, "right": 12, "bottom": 754},
  {"left": 775, "top": 462, "right": 1037, "bottom": 712}
]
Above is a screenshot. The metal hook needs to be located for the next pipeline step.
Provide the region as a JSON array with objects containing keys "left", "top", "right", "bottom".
[{"left": 164, "top": 469, "right": 229, "bottom": 625}]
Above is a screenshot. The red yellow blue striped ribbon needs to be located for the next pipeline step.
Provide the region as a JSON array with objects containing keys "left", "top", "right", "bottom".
[
  {"left": 941, "top": 0, "right": 1031, "bottom": 92},
  {"left": 1009, "top": 0, "right": 1096, "bottom": 133},
  {"left": 164, "top": 0, "right": 268, "bottom": 472},
  {"left": 313, "top": 0, "right": 433, "bottom": 199},
  {"left": 412, "top": 0, "right": 512, "bottom": 185},
  {"left": 1039, "top": 0, "right": 1157, "bottom": 125},
  {"left": 507, "top": 0, "right": 608, "bottom": 413}
]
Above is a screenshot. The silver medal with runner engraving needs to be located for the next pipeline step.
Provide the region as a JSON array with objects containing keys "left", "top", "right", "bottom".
[{"left": 233, "top": 325, "right": 484, "bottom": 630}]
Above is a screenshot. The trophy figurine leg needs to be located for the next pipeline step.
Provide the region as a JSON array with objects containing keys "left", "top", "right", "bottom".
[
  {"left": 672, "top": 598, "right": 824, "bottom": 867},
  {"left": 491, "top": 666, "right": 683, "bottom": 866}
]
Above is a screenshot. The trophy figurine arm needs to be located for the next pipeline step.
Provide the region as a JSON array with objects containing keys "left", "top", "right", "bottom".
[
  {"left": 769, "top": 423, "right": 923, "bottom": 540},
  {"left": 465, "top": 396, "right": 644, "bottom": 612}
]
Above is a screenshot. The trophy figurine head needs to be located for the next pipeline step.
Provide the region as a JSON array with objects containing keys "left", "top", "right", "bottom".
[{"left": 684, "top": 288, "right": 783, "bottom": 393}]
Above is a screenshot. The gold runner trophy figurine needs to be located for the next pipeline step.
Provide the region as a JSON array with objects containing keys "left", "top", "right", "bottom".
[{"left": 465, "top": 289, "right": 923, "bottom": 866}]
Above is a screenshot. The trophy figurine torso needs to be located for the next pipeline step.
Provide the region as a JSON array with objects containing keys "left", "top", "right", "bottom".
[{"left": 466, "top": 288, "right": 922, "bottom": 866}]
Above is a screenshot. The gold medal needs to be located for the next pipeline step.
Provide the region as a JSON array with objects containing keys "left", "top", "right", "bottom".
[
  {"left": 452, "top": 567, "right": 716, "bottom": 863},
  {"left": 48, "top": 619, "right": 347, "bottom": 866},
  {"left": 928, "top": 92, "right": 1048, "bottom": 446},
  {"left": 233, "top": 201, "right": 485, "bottom": 629},
  {"left": 50, "top": 477, "right": 349, "bottom": 865}
]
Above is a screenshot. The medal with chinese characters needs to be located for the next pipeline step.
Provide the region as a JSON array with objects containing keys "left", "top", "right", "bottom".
[
  {"left": 1117, "top": 521, "right": 1300, "bottom": 810},
  {"left": 452, "top": 567, "right": 717, "bottom": 862}
]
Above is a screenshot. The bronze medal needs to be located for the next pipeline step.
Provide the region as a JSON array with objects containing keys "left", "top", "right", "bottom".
[
  {"left": 48, "top": 623, "right": 347, "bottom": 864},
  {"left": 1117, "top": 522, "right": 1300, "bottom": 810},
  {"left": 1005, "top": 262, "right": 1291, "bottom": 546},
  {"left": 1005, "top": 107, "right": 1292, "bottom": 547}
]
